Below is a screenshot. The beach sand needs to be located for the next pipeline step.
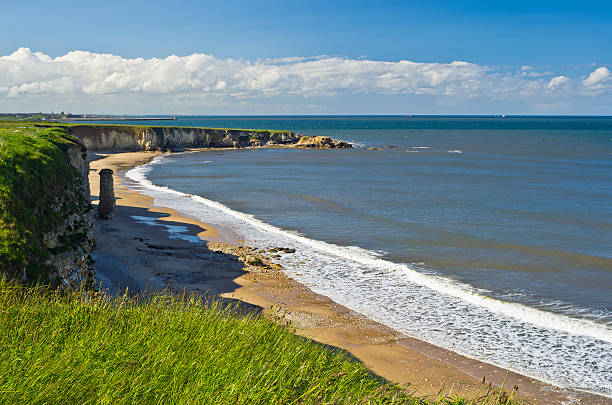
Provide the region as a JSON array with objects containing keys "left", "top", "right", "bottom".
[{"left": 89, "top": 150, "right": 610, "bottom": 405}]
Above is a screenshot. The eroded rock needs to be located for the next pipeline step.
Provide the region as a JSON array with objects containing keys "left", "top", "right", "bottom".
[
  {"left": 295, "top": 136, "right": 352, "bottom": 149},
  {"left": 98, "top": 169, "right": 116, "bottom": 219}
]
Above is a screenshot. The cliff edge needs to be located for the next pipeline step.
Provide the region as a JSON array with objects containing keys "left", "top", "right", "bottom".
[
  {"left": 57, "top": 124, "right": 352, "bottom": 151},
  {"left": 0, "top": 123, "right": 95, "bottom": 288}
]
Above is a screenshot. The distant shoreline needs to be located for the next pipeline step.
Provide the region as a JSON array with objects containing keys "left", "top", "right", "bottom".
[{"left": 64, "top": 116, "right": 176, "bottom": 121}]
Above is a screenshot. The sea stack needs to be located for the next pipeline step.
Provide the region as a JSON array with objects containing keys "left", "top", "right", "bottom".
[{"left": 98, "top": 168, "right": 116, "bottom": 219}]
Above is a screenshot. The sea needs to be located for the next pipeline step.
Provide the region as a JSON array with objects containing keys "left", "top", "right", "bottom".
[{"left": 98, "top": 116, "right": 611, "bottom": 396}]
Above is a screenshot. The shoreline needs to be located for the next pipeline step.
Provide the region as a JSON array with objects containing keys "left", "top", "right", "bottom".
[{"left": 89, "top": 150, "right": 610, "bottom": 404}]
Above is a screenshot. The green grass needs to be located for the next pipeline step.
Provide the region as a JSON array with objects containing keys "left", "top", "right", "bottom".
[
  {"left": 0, "top": 279, "right": 522, "bottom": 404},
  {"left": 0, "top": 114, "right": 45, "bottom": 121},
  {"left": 0, "top": 123, "right": 90, "bottom": 282},
  {"left": 13, "top": 120, "right": 294, "bottom": 135}
]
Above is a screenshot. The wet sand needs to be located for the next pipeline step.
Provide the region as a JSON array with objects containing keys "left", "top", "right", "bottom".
[{"left": 89, "top": 150, "right": 610, "bottom": 404}]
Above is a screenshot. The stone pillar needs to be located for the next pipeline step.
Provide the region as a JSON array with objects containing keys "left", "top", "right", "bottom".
[{"left": 98, "top": 168, "right": 116, "bottom": 219}]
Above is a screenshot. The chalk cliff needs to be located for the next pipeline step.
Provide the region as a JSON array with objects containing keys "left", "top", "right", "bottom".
[
  {"left": 41, "top": 139, "right": 96, "bottom": 288},
  {"left": 295, "top": 136, "right": 352, "bottom": 149},
  {"left": 63, "top": 125, "right": 351, "bottom": 151}
]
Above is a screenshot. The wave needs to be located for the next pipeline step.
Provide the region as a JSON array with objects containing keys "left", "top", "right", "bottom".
[
  {"left": 125, "top": 153, "right": 612, "bottom": 397},
  {"left": 127, "top": 155, "right": 610, "bottom": 343},
  {"left": 348, "top": 140, "right": 366, "bottom": 148}
]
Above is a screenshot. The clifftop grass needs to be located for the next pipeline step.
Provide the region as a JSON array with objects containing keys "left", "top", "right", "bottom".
[
  {"left": 28, "top": 121, "right": 294, "bottom": 135},
  {"left": 0, "top": 279, "right": 520, "bottom": 404},
  {"left": 0, "top": 123, "right": 86, "bottom": 281}
]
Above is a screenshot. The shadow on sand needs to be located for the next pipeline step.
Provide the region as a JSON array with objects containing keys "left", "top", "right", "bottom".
[{"left": 93, "top": 201, "right": 261, "bottom": 316}]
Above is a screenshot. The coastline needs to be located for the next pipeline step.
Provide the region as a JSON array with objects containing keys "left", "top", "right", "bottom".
[{"left": 89, "top": 150, "right": 610, "bottom": 404}]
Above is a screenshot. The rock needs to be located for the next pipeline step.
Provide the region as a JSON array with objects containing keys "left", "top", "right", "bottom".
[
  {"left": 245, "top": 256, "right": 265, "bottom": 267},
  {"left": 38, "top": 139, "right": 96, "bottom": 289},
  {"left": 295, "top": 136, "right": 352, "bottom": 149},
  {"left": 67, "top": 125, "right": 353, "bottom": 151},
  {"left": 98, "top": 169, "right": 116, "bottom": 219},
  {"left": 269, "top": 247, "right": 295, "bottom": 253},
  {"left": 220, "top": 135, "right": 236, "bottom": 148},
  {"left": 270, "top": 132, "right": 301, "bottom": 144}
]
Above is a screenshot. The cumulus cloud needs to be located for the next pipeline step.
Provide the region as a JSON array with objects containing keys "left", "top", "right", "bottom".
[
  {"left": 1, "top": 48, "right": 495, "bottom": 99},
  {"left": 583, "top": 67, "right": 610, "bottom": 87},
  {"left": 0, "top": 48, "right": 610, "bottom": 111},
  {"left": 548, "top": 75, "right": 570, "bottom": 89}
]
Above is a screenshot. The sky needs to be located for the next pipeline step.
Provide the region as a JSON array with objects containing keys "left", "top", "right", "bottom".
[{"left": 1, "top": 0, "right": 611, "bottom": 115}]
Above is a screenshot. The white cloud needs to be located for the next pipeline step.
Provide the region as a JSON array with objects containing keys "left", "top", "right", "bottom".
[
  {"left": 0, "top": 48, "right": 610, "bottom": 113},
  {"left": 522, "top": 70, "right": 553, "bottom": 78},
  {"left": 0, "top": 48, "right": 513, "bottom": 99},
  {"left": 583, "top": 67, "right": 610, "bottom": 87},
  {"left": 548, "top": 75, "right": 570, "bottom": 89}
]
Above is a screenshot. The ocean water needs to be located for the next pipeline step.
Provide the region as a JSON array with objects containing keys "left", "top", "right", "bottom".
[{"left": 120, "top": 116, "right": 611, "bottom": 396}]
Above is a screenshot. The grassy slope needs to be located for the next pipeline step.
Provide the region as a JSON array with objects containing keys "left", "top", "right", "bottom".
[
  {"left": 0, "top": 280, "right": 408, "bottom": 404},
  {"left": 0, "top": 280, "right": 520, "bottom": 405},
  {"left": 0, "top": 122, "right": 88, "bottom": 281}
]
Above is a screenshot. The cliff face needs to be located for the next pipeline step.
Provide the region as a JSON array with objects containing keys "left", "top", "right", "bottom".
[
  {"left": 294, "top": 136, "right": 352, "bottom": 149},
  {"left": 65, "top": 125, "right": 351, "bottom": 151},
  {"left": 42, "top": 140, "right": 96, "bottom": 288},
  {"left": 0, "top": 124, "right": 95, "bottom": 288}
]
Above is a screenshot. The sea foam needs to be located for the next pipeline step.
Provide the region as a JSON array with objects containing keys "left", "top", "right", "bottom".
[{"left": 126, "top": 154, "right": 612, "bottom": 397}]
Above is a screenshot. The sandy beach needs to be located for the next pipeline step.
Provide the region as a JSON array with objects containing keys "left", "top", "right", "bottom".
[{"left": 89, "top": 150, "right": 610, "bottom": 405}]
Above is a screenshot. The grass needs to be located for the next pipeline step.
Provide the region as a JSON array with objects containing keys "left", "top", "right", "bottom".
[
  {"left": 0, "top": 123, "right": 90, "bottom": 282},
  {"left": 0, "top": 279, "right": 522, "bottom": 404},
  {"left": 9, "top": 120, "right": 295, "bottom": 135},
  {"left": 0, "top": 114, "right": 45, "bottom": 121}
]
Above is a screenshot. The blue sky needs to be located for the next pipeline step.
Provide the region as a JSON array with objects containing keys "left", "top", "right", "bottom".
[{"left": 1, "top": 0, "right": 611, "bottom": 114}]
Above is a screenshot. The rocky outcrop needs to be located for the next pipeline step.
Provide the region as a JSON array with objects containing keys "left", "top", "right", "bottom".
[
  {"left": 62, "top": 125, "right": 351, "bottom": 151},
  {"left": 294, "top": 136, "right": 353, "bottom": 149},
  {"left": 98, "top": 169, "right": 116, "bottom": 219},
  {"left": 42, "top": 209, "right": 95, "bottom": 289},
  {"left": 41, "top": 139, "right": 96, "bottom": 289}
]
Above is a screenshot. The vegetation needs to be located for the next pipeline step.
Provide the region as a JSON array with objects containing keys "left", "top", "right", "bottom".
[
  {"left": 0, "top": 279, "right": 521, "bottom": 404},
  {"left": 0, "top": 113, "right": 69, "bottom": 121},
  {"left": 30, "top": 121, "right": 294, "bottom": 135},
  {"left": 0, "top": 122, "right": 88, "bottom": 281},
  {"left": 0, "top": 113, "right": 44, "bottom": 121}
]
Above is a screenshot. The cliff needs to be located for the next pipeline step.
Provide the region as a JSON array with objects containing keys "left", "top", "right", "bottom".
[
  {"left": 0, "top": 123, "right": 95, "bottom": 288},
  {"left": 55, "top": 124, "right": 352, "bottom": 151},
  {"left": 0, "top": 122, "right": 351, "bottom": 287}
]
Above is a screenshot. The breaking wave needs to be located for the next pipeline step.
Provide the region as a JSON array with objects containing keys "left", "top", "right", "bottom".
[{"left": 125, "top": 154, "right": 612, "bottom": 397}]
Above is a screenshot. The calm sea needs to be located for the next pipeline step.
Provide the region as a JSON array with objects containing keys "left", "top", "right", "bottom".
[{"left": 118, "top": 116, "right": 611, "bottom": 396}]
